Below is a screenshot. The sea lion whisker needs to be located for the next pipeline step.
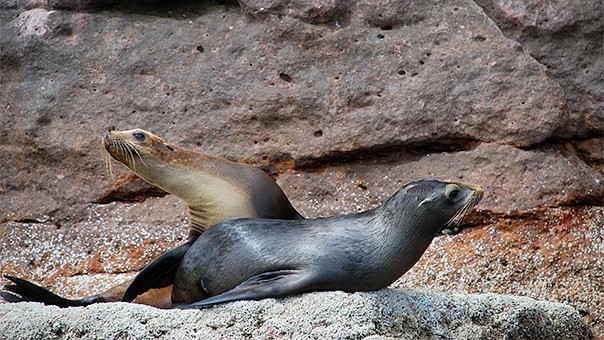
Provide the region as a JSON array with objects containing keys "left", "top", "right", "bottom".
[
  {"left": 129, "top": 144, "right": 148, "bottom": 170},
  {"left": 115, "top": 141, "right": 127, "bottom": 165},
  {"left": 116, "top": 142, "right": 133, "bottom": 171},
  {"left": 101, "top": 137, "right": 115, "bottom": 181},
  {"left": 445, "top": 200, "right": 474, "bottom": 227},
  {"left": 103, "top": 150, "right": 115, "bottom": 181},
  {"left": 127, "top": 147, "right": 138, "bottom": 172},
  {"left": 445, "top": 207, "right": 463, "bottom": 227},
  {"left": 121, "top": 142, "right": 138, "bottom": 171},
  {"left": 456, "top": 195, "right": 481, "bottom": 225},
  {"left": 445, "top": 212, "right": 461, "bottom": 228},
  {"left": 120, "top": 139, "right": 148, "bottom": 171}
]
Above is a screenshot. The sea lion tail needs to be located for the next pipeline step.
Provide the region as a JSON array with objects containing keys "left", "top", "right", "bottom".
[{"left": 1, "top": 275, "right": 95, "bottom": 307}]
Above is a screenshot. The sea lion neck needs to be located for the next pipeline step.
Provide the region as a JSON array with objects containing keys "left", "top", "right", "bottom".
[
  {"left": 103, "top": 129, "right": 297, "bottom": 239},
  {"left": 374, "top": 184, "right": 441, "bottom": 238},
  {"left": 352, "top": 180, "right": 484, "bottom": 287},
  {"left": 134, "top": 157, "right": 257, "bottom": 237}
]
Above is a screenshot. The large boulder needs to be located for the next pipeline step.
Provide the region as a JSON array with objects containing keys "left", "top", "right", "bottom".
[
  {"left": 1, "top": 0, "right": 602, "bottom": 337},
  {"left": 0, "top": 290, "right": 593, "bottom": 339},
  {"left": 474, "top": 0, "right": 604, "bottom": 138}
]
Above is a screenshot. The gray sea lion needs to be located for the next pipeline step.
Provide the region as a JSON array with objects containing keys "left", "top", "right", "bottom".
[
  {"left": 124, "top": 179, "right": 483, "bottom": 308},
  {"left": 1, "top": 129, "right": 302, "bottom": 308}
]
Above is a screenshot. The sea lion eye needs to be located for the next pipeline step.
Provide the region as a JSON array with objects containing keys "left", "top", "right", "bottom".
[
  {"left": 132, "top": 132, "right": 146, "bottom": 141},
  {"left": 445, "top": 184, "right": 461, "bottom": 201}
]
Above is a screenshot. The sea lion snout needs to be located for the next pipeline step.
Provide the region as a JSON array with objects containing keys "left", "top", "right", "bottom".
[
  {"left": 103, "top": 130, "right": 119, "bottom": 150},
  {"left": 459, "top": 182, "right": 484, "bottom": 209},
  {"left": 103, "top": 127, "right": 117, "bottom": 143},
  {"left": 463, "top": 182, "right": 484, "bottom": 198}
]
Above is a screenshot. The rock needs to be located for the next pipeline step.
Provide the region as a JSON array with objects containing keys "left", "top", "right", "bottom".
[
  {"left": 0, "top": 290, "right": 593, "bottom": 339},
  {"left": 277, "top": 143, "right": 604, "bottom": 218},
  {"left": 0, "top": 0, "right": 567, "bottom": 223},
  {"left": 474, "top": 0, "right": 604, "bottom": 138},
  {"left": 0, "top": 0, "right": 169, "bottom": 10},
  {"left": 572, "top": 137, "right": 604, "bottom": 174},
  {"left": 0, "top": 0, "right": 602, "bottom": 337},
  {"left": 0, "top": 196, "right": 188, "bottom": 296},
  {"left": 398, "top": 206, "right": 604, "bottom": 338}
]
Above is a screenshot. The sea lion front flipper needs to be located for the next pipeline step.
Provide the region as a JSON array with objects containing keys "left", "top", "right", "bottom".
[
  {"left": 178, "top": 269, "right": 311, "bottom": 309},
  {"left": 1, "top": 275, "right": 95, "bottom": 307},
  {"left": 122, "top": 241, "right": 193, "bottom": 303}
]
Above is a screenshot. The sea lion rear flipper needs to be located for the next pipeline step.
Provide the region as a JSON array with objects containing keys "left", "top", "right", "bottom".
[
  {"left": 1, "top": 275, "right": 94, "bottom": 307},
  {"left": 178, "top": 269, "right": 311, "bottom": 309},
  {"left": 1, "top": 289, "right": 35, "bottom": 303},
  {"left": 122, "top": 241, "right": 193, "bottom": 302}
]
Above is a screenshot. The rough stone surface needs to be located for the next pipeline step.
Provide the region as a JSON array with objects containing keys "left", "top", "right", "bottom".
[
  {"left": 0, "top": 0, "right": 581, "bottom": 222},
  {"left": 474, "top": 0, "right": 604, "bottom": 138},
  {"left": 1, "top": 196, "right": 188, "bottom": 290},
  {"left": 277, "top": 143, "right": 603, "bottom": 218},
  {"left": 0, "top": 290, "right": 593, "bottom": 339},
  {"left": 0, "top": 0, "right": 602, "bottom": 338},
  {"left": 398, "top": 206, "right": 604, "bottom": 337}
]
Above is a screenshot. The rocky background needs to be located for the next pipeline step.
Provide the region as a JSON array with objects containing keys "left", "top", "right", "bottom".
[{"left": 0, "top": 0, "right": 602, "bottom": 338}]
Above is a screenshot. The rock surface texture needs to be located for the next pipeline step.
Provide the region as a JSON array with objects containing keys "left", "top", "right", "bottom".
[
  {"left": 0, "top": 290, "right": 593, "bottom": 339},
  {"left": 0, "top": 0, "right": 602, "bottom": 338}
]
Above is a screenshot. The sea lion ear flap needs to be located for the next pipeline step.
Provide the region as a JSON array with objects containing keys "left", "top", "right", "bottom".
[{"left": 418, "top": 197, "right": 433, "bottom": 207}]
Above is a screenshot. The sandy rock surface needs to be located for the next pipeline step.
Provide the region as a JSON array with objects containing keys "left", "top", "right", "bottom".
[{"left": 0, "top": 289, "right": 594, "bottom": 339}]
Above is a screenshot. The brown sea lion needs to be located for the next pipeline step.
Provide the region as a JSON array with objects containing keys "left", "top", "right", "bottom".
[
  {"left": 123, "top": 179, "right": 483, "bottom": 308},
  {"left": 1, "top": 128, "right": 302, "bottom": 308}
]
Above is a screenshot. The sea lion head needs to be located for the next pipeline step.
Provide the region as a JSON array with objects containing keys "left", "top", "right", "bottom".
[
  {"left": 102, "top": 129, "right": 181, "bottom": 184},
  {"left": 385, "top": 180, "right": 483, "bottom": 235}
]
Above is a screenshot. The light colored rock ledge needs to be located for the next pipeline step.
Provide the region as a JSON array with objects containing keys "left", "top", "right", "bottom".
[{"left": 0, "top": 289, "right": 592, "bottom": 339}]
